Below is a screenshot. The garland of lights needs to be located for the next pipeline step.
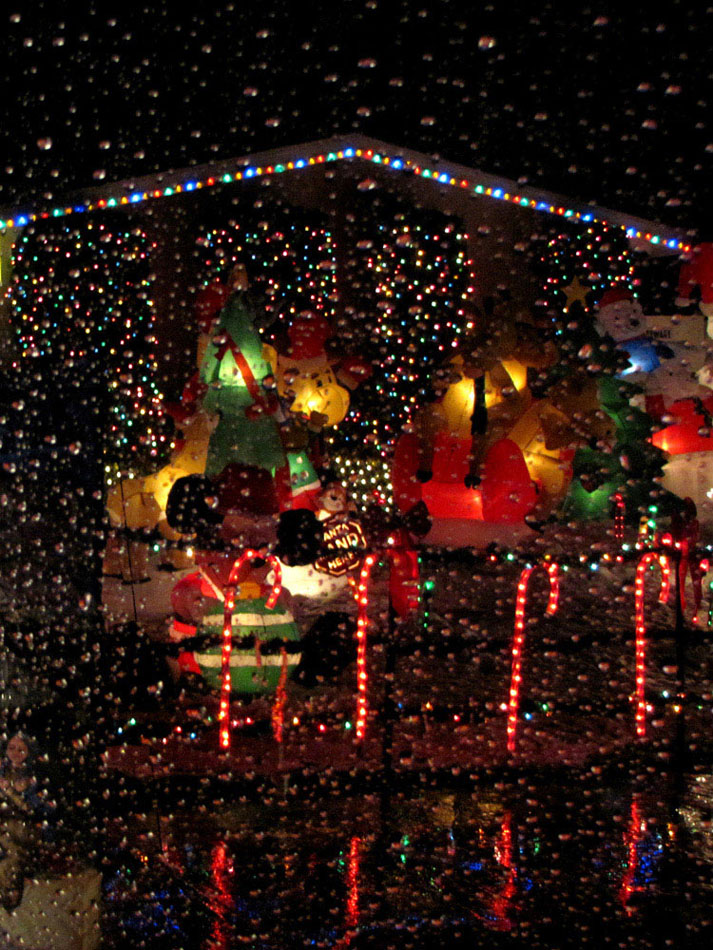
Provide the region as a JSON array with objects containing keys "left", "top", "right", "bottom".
[
  {"left": 197, "top": 219, "right": 337, "bottom": 338},
  {"left": 9, "top": 219, "right": 169, "bottom": 479},
  {"left": 506, "top": 562, "right": 560, "bottom": 754},
  {"left": 1, "top": 144, "right": 689, "bottom": 253},
  {"left": 218, "top": 549, "right": 283, "bottom": 751},
  {"left": 542, "top": 220, "right": 636, "bottom": 320},
  {"left": 329, "top": 209, "right": 475, "bottom": 511},
  {"left": 633, "top": 551, "right": 670, "bottom": 739}
]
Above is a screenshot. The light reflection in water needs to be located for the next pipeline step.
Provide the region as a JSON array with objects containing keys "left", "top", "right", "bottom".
[{"left": 104, "top": 778, "right": 699, "bottom": 948}]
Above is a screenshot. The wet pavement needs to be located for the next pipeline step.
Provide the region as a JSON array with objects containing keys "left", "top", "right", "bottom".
[{"left": 101, "top": 762, "right": 713, "bottom": 949}]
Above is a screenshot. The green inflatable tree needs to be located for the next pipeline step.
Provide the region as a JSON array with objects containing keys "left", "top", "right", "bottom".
[
  {"left": 533, "top": 220, "right": 674, "bottom": 521},
  {"left": 200, "top": 287, "right": 285, "bottom": 478}
]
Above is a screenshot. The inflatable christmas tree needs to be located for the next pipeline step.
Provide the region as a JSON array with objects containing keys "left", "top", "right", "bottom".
[{"left": 200, "top": 288, "right": 285, "bottom": 478}]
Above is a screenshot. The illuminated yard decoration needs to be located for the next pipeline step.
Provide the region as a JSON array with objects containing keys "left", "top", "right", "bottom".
[
  {"left": 355, "top": 554, "right": 378, "bottom": 741},
  {"left": 315, "top": 518, "right": 367, "bottom": 577},
  {"left": 218, "top": 549, "right": 282, "bottom": 750},
  {"left": 506, "top": 562, "right": 560, "bottom": 754},
  {"left": 633, "top": 552, "right": 671, "bottom": 738}
]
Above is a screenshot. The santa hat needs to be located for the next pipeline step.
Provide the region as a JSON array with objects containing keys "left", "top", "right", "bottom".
[
  {"left": 288, "top": 311, "right": 331, "bottom": 360},
  {"left": 336, "top": 354, "right": 373, "bottom": 390},
  {"left": 597, "top": 286, "right": 634, "bottom": 310}
]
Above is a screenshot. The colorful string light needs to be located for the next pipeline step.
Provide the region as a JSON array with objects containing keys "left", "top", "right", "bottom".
[
  {"left": 198, "top": 220, "right": 337, "bottom": 337},
  {"left": 328, "top": 213, "right": 474, "bottom": 510},
  {"left": 506, "top": 561, "right": 560, "bottom": 754},
  {"left": 8, "top": 220, "right": 169, "bottom": 480},
  {"left": 0, "top": 140, "right": 690, "bottom": 253},
  {"left": 633, "top": 551, "right": 670, "bottom": 738},
  {"left": 218, "top": 549, "right": 283, "bottom": 750},
  {"left": 543, "top": 221, "right": 637, "bottom": 318}
]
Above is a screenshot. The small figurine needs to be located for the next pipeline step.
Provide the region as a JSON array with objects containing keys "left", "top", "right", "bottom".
[{"left": 0, "top": 733, "right": 45, "bottom": 910}]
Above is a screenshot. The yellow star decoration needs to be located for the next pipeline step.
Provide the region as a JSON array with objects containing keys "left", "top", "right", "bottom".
[{"left": 562, "top": 277, "right": 591, "bottom": 311}]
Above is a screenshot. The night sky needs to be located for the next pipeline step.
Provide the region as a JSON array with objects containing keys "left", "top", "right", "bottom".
[{"left": 2, "top": 2, "right": 711, "bottom": 236}]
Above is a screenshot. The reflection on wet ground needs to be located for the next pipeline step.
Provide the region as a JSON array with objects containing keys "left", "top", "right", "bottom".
[{"left": 103, "top": 765, "right": 713, "bottom": 949}]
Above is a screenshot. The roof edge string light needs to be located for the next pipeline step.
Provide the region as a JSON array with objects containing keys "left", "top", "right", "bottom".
[{"left": 0, "top": 145, "right": 690, "bottom": 253}]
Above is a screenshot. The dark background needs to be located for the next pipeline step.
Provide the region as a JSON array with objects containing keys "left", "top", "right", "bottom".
[{"left": 2, "top": 1, "right": 711, "bottom": 236}]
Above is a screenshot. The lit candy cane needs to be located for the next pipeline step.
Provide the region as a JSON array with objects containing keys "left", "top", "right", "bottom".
[
  {"left": 218, "top": 549, "right": 282, "bottom": 750},
  {"left": 633, "top": 551, "right": 670, "bottom": 738},
  {"left": 355, "top": 554, "right": 377, "bottom": 741},
  {"left": 506, "top": 561, "right": 560, "bottom": 754}
]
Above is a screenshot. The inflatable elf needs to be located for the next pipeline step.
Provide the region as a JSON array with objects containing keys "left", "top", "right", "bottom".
[{"left": 170, "top": 550, "right": 302, "bottom": 696}]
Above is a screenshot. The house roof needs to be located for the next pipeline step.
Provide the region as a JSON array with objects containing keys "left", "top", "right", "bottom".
[{"left": 0, "top": 135, "right": 692, "bottom": 254}]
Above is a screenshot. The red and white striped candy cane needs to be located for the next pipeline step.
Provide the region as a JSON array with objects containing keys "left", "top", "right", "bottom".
[
  {"left": 633, "top": 551, "right": 670, "bottom": 738},
  {"left": 355, "top": 554, "right": 377, "bottom": 741},
  {"left": 218, "top": 549, "right": 282, "bottom": 750},
  {"left": 506, "top": 562, "right": 560, "bottom": 754}
]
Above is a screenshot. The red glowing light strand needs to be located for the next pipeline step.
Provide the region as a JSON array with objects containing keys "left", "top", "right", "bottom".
[
  {"left": 613, "top": 492, "right": 625, "bottom": 543},
  {"left": 218, "top": 549, "right": 283, "bottom": 750},
  {"left": 633, "top": 552, "right": 670, "bottom": 738},
  {"left": 506, "top": 562, "right": 560, "bottom": 754},
  {"left": 355, "top": 554, "right": 377, "bottom": 741}
]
